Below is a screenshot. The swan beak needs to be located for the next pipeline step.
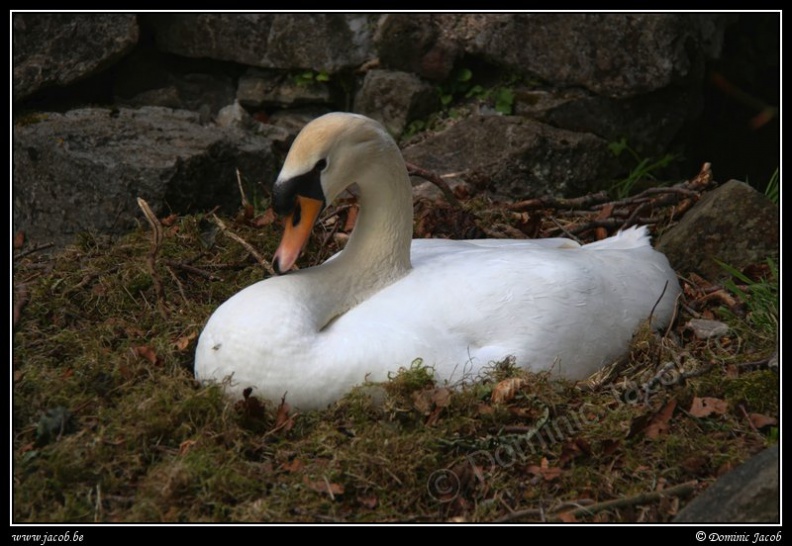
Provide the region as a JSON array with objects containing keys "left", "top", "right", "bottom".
[{"left": 273, "top": 195, "right": 324, "bottom": 274}]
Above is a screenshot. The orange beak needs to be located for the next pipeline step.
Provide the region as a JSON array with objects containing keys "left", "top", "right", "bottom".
[{"left": 272, "top": 195, "right": 324, "bottom": 274}]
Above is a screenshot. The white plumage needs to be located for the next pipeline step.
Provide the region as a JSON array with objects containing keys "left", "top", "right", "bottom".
[{"left": 195, "top": 113, "right": 679, "bottom": 409}]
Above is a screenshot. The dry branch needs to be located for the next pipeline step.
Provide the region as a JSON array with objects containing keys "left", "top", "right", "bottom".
[
  {"left": 212, "top": 214, "right": 276, "bottom": 276},
  {"left": 405, "top": 162, "right": 463, "bottom": 209},
  {"left": 137, "top": 197, "right": 169, "bottom": 318}
]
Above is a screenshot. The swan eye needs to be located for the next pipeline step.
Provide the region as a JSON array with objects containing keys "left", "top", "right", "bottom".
[{"left": 315, "top": 159, "right": 328, "bottom": 171}]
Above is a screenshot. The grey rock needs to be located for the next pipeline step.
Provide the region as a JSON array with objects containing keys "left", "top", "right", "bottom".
[
  {"left": 675, "top": 444, "right": 779, "bottom": 523},
  {"left": 374, "top": 15, "right": 459, "bottom": 81},
  {"left": 113, "top": 51, "right": 237, "bottom": 122},
  {"left": 148, "top": 13, "right": 378, "bottom": 73},
  {"left": 13, "top": 13, "right": 139, "bottom": 101},
  {"left": 402, "top": 115, "right": 612, "bottom": 199},
  {"left": 514, "top": 85, "right": 702, "bottom": 158},
  {"left": 354, "top": 70, "right": 439, "bottom": 136},
  {"left": 448, "top": 13, "right": 729, "bottom": 99},
  {"left": 237, "top": 69, "right": 332, "bottom": 109},
  {"left": 267, "top": 107, "right": 335, "bottom": 140},
  {"left": 686, "top": 319, "right": 730, "bottom": 339},
  {"left": 13, "top": 107, "right": 279, "bottom": 247},
  {"left": 656, "top": 180, "right": 779, "bottom": 280}
]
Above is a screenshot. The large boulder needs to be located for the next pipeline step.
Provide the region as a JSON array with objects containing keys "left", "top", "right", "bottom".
[
  {"left": 354, "top": 70, "right": 440, "bottom": 136},
  {"left": 13, "top": 13, "right": 139, "bottom": 101},
  {"left": 443, "top": 13, "right": 730, "bottom": 98},
  {"left": 13, "top": 107, "right": 281, "bottom": 247},
  {"left": 146, "top": 13, "right": 378, "bottom": 73},
  {"left": 675, "top": 444, "right": 779, "bottom": 523},
  {"left": 402, "top": 115, "right": 613, "bottom": 199},
  {"left": 656, "top": 180, "right": 779, "bottom": 279}
]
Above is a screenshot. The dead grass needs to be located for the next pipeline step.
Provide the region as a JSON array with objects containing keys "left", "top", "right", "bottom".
[{"left": 12, "top": 192, "right": 778, "bottom": 523}]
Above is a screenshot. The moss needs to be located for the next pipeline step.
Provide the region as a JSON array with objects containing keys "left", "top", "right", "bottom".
[{"left": 12, "top": 200, "right": 779, "bottom": 522}]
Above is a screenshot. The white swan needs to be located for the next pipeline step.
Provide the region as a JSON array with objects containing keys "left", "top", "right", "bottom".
[{"left": 195, "top": 112, "right": 680, "bottom": 409}]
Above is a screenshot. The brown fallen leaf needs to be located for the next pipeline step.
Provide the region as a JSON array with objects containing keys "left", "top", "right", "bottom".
[
  {"left": 179, "top": 439, "right": 197, "bottom": 456},
  {"left": 556, "top": 511, "right": 578, "bottom": 523},
  {"left": 235, "top": 388, "right": 266, "bottom": 422},
  {"left": 304, "top": 476, "right": 344, "bottom": 498},
  {"left": 527, "top": 458, "right": 562, "bottom": 481},
  {"left": 132, "top": 345, "right": 161, "bottom": 366},
  {"left": 689, "top": 397, "right": 728, "bottom": 418},
  {"left": 645, "top": 399, "right": 677, "bottom": 439},
  {"left": 273, "top": 396, "right": 294, "bottom": 433},
  {"left": 491, "top": 377, "right": 524, "bottom": 404},
  {"left": 357, "top": 492, "right": 378, "bottom": 509},
  {"left": 174, "top": 331, "right": 198, "bottom": 352},
  {"left": 161, "top": 213, "right": 179, "bottom": 227},
  {"left": 280, "top": 459, "right": 304, "bottom": 473},
  {"left": 749, "top": 413, "right": 778, "bottom": 429},
  {"left": 527, "top": 465, "right": 562, "bottom": 482},
  {"left": 252, "top": 208, "right": 276, "bottom": 227},
  {"left": 413, "top": 387, "right": 451, "bottom": 414},
  {"left": 13, "top": 231, "right": 25, "bottom": 249},
  {"left": 343, "top": 204, "right": 359, "bottom": 232},
  {"left": 477, "top": 404, "right": 495, "bottom": 415}
]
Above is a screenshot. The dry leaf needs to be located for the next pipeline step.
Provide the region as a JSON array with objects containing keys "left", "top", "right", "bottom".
[
  {"left": 645, "top": 399, "right": 677, "bottom": 438},
  {"left": 253, "top": 208, "right": 276, "bottom": 227},
  {"left": 527, "top": 464, "right": 562, "bottom": 482},
  {"left": 13, "top": 231, "right": 25, "bottom": 249},
  {"left": 281, "top": 459, "right": 304, "bottom": 473},
  {"left": 133, "top": 345, "right": 161, "bottom": 366},
  {"left": 179, "top": 439, "right": 197, "bottom": 456},
  {"left": 14, "top": 370, "right": 24, "bottom": 382},
  {"left": 432, "top": 387, "right": 452, "bottom": 408},
  {"left": 304, "top": 476, "right": 344, "bottom": 497},
  {"left": 556, "top": 511, "right": 578, "bottom": 523},
  {"left": 491, "top": 377, "right": 524, "bottom": 404},
  {"left": 357, "top": 492, "right": 378, "bottom": 509},
  {"left": 412, "top": 389, "right": 434, "bottom": 414},
  {"left": 477, "top": 404, "right": 495, "bottom": 415},
  {"left": 174, "top": 332, "right": 198, "bottom": 351},
  {"left": 273, "top": 396, "right": 294, "bottom": 433},
  {"left": 343, "top": 204, "right": 359, "bottom": 232},
  {"left": 689, "top": 397, "right": 728, "bottom": 418},
  {"left": 749, "top": 413, "right": 778, "bottom": 429},
  {"left": 235, "top": 388, "right": 266, "bottom": 421},
  {"left": 161, "top": 213, "right": 179, "bottom": 227}
]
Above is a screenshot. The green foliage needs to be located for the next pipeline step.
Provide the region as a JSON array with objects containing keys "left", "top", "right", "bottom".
[
  {"left": 764, "top": 168, "right": 779, "bottom": 204},
  {"left": 718, "top": 258, "right": 779, "bottom": 343},
  {"left": 293, "top": 70, "right": 331, "bottom": 87},
  {"left": 438, "top": 68, "right": 516, "bottom": 115},
  {"left": 608, "top": 138, "right": 676, "bottom": 198}
]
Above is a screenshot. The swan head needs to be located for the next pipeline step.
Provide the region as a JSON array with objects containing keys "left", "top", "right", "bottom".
[{"left": 271, "top": 113, "right": 398, "bottom": 274}]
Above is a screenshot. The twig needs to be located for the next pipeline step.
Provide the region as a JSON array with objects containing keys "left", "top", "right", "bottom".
[
  {"left": 548, "top": 217, "right": 583, "bottom": 244},
  {"left": 648, "top": 281, "right": 670, "bottom": 324},
  {"left": 136, "top": 198, "right": 169, "bottom": 318},
  {"left": 495, "top": 481, "right": 696, "bottom": 522},
  {"left": 236, "top": 168, "right": 250, "bottom": 209},
  {"left": 13, "top": 242, "right": 55, "bottom": 260},
  {"left": 552, "top": 481, "right": 698, "bottom": 521},
  {"left": 405, "top": 162, "right": 463, "bottom": 209},
  {"left": 163, "top": 260, "right": 222, "bottom": 281},
  {"left": 211, "top": 214, "right": 276, "bottom": 276},
  {"left": 738, "top": 405, "right": 760, "bottom": 435},
  {"left": 165, "top": 265, "right": 189, "bottom": 305},
  {"left": 505, "top": 191, "right": 610, "bottom": 211}
]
